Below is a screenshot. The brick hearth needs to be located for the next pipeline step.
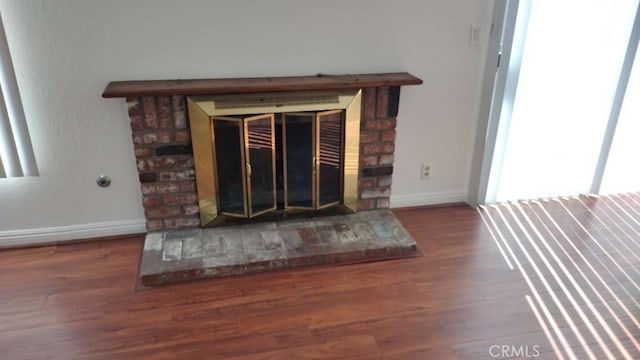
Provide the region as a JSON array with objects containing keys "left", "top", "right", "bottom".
[{"left": 140, "top": 209, "right": 418, "bottom": 285}]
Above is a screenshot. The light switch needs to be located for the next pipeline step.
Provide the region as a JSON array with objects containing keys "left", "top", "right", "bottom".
[{"left": 470, "top": 24, "right": 483, "bottom": 45}]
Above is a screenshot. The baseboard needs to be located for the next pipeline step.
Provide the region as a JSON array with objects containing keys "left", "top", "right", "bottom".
[
  {"left": 0, "top": 192, "right": 466, "bottom": 247},
  {"left": 0, "top": 219, "right": 146, "bottom": 247},
  {"left": 390, "top": 190, "right": 468, "bottom": 208}
]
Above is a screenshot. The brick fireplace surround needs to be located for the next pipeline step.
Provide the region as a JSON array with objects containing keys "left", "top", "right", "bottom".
[{"left": 103, "top": 73, "right": 422, "bottom": 284}]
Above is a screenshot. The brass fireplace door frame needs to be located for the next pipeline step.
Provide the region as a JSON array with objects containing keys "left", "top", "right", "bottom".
[{"left": 188, "top": 89, "right": 361, "bottom": 227}]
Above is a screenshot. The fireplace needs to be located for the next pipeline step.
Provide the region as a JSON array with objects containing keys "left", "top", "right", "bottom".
[
  {"left": 103, "top": 73, "right": 423, "bottom": 284},
  {"left": 187, "top": 90, "right": 361, "bottom": 226}
]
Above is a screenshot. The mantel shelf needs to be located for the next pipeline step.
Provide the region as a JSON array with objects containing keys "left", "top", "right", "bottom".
[{"left": 102, "top": 72, "right": 422, "bottom": 98}]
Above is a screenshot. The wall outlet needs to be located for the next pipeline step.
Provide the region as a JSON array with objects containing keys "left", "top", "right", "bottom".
[{"left": 421, "top": 162, "right": 433, "bottom": 180}]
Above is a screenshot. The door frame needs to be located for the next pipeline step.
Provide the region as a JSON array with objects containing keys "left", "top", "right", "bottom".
[{"left": 467, "top": 0, "right": 524, "bottom": 205}]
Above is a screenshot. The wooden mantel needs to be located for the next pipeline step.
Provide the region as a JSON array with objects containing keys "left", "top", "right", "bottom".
[{"left": 102, "top": 72, "right": 422, "bottom": 98}]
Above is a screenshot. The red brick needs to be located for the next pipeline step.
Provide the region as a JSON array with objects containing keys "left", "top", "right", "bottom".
[
  {"left": 357, "top": 199, "right": 376, "bottom": 210},
  {"left": 183, "top": 204, "right": 200, "bottom": 216},
  {"left": 377, "top": 198, "right": 390, "bottom": 209},
  {"left": 362, "top": 144, "right": 383, "bottom": 155},
  {"left": 159, "top": 170, "right": 195, "bottom": 181},
  {"left": 163, "top": 217, "right": 201, "bottom": 229},
  {"left": 377, "top": 176, "right": 393, "bottom": 187},
  {"left": 381, "top": 142, "right": 395, "bottom": 154},
  {"left": 359, "top": 131, "right": 379, "bottom": 144},
  {"left": 137, "top": 156, "right": 193, "bottom": 171},
  {"left": 175, "top": 130, "right": 190, "bottom": 142},
  {"left": 141, "top": 182, "right": 180, "bottom": 195},
  {"left": 179, "top": 181, "right": 197, "bottom": 192},
  {"left": 146, "top": 220, "right": 163, "bottom": 232},
  {"left": 142, "top": 195, "right": 162, "bottom": 208},
  {"left": 364, "top": 118, "right": 396, "bottom": 131},
  {"left": 363, "top": 88, "right": 377, "bottom": 119},
  {"left": 129, "top": 116, "right": 145, "bottom": 131},
  {"left": 157, "top": 96, "right": 173, "bottom": 129},
  {"left": 359, "top": 179, "right": 375, "bottom": 189},
  {"left": 129, "top": 115, "right": 145, "bottom": 132},
  {"left": 360, "top": 155, "right": 378, "bottom": 166},
  {"left": 379, "top": 154, "right": 394, "bottom": 165},
  {"left": 145, "top": 206, "right": 182, "bottom": 219},
  {"left": 163, "top": 193, "right": 198, "bottom": 206},
  {"left": 361, "top": 187, "right": 391, "bottom": 199},
  {"left": 126, "top": 97, "right": 142, "bottom": 117},
  {"left": 142, "top": 96, "right": 158, "bottom": 129},
  {"left": 134, "top": 146, "right": 155, "bottom": 158},
  {"left": 381, "top": 130, "right": 396, "bottom": 142},
  {"left": 376, "top": 87, "right": 389, "bottom": 117},
  {"left": 173, "top": 96, "right": 187, "bottom": 129},
  {"left": 132, "top": 131, "right": 172, "bottom": 144}
]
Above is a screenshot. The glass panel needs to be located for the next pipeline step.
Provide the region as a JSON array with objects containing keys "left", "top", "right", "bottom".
[
  {"left": 601, "top": 39, "right": 640, "bottom": 194},
  {"left": 274, "top": 116, "right": 284, "bottom": 208},
  {"left": 245, "top": 114, "right": 276, "bottom": 216},
  {"left": 493, "top": 0, "right": 639, "bottom": 201},
  {"left": 213, "top": 118, "right": 246, "bottom": 216},
  {"left": 283, "top": 113, "right": 314, "bottom": 208},
  {"left": 317, "top": 110, "right": 343, "bottom": 207}
]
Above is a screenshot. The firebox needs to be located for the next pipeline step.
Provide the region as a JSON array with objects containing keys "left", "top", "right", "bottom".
[{"left": 187, "top": 90, "right": 361, "bottom": 226}]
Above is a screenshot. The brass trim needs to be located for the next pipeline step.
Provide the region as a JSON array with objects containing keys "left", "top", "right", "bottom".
[
  {"left": 343, "top": 90, "right": 361, "bottom": 212},
  {"left": 190, "top": 90, "right": 360, "bottom": 116},
  {"left": 187, "top": 98, "right": 218, "bottom": 226},
  {"left": 213, "top": 93, "right": 339, "bottom": 110},
  {"left": 188, "top": 89, "right": 361, "bottom": 224},
  {"left": 244, "top": 113, "right": 277, "bottom": 218}
]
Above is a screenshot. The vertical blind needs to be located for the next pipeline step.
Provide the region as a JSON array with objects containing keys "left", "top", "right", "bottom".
[{"left": 0, "top": 12, "right": 37, "bottom": 178}]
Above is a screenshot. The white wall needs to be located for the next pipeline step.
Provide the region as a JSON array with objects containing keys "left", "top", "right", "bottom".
[{"left": 0, "top": 0, "right": 493, "bottom": 244}]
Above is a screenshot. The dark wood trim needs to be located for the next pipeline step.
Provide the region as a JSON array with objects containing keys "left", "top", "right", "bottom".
[{"left": 102, "top": 72, "right": 423, "bottom": 98}]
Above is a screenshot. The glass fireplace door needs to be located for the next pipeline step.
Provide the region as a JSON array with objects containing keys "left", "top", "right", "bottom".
[
  {"left": 213, "top": 114, "right": 276, "bottom": 218},
  {"left": 283, "top": 113, "right": 315, "bottom": 209},
  {"left": 316, "top": 110, "right": 343, "bottom": 208},
  {"left": 213, "top": 117, "right": 247, "bottom": 217},
  {"left": 283, "top": 111, "right": 344, "bottom": 210},
  {"left": 244, "top": 114, "right": 277, "bottom": 217}
]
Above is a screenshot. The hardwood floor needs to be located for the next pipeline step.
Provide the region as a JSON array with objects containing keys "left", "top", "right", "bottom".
[{"left": 1, "top": 193, "right": 639, "bottom": 359}]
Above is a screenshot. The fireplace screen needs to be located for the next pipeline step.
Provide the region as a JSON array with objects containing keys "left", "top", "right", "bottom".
[
  {"left": 188, "top": 90, "right": 361, "bottom": 226},
  {"left": 283, "top": 110, "right": 343, "bottom": 210},
  {"left": 214, "top": 114, "right": 276, "bottom": 217}
]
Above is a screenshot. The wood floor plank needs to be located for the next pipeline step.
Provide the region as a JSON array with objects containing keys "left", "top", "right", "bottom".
[{"left": 2, "top": 194, "right": 640, "bottom": 358}]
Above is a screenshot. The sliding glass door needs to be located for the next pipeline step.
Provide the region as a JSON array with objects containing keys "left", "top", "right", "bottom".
[
  {"left": 484, "top": 0, "right": 640, "bottom": 202},
  {"left": 600, "top": 27, "right": 640, "bottom": 194}
]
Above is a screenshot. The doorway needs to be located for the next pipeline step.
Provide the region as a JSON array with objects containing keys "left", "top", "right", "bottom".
[{"left": 472, "top": 0, "right": 640, "bottom": 204}]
